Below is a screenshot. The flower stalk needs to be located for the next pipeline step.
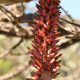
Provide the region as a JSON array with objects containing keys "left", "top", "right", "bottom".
[
  {"left": 42, "top": 72, "right": 51, "bottom": 80},
  {"left": 27, "top": 0, "right": 61, "bottom": 80}
]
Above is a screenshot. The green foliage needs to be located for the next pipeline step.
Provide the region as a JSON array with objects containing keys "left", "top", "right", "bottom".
[{"left": 0, "top": 59, "right": 11, "bottom": 74}]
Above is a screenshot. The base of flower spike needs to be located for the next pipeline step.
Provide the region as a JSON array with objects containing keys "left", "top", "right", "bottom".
[{"left": 42, "top": 72, "right": 51, "bottom": 80}]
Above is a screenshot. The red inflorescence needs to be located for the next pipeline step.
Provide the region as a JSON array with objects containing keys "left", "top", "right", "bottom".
[{"left": 27, "top": 0, "right": 61, "bottom": 80}]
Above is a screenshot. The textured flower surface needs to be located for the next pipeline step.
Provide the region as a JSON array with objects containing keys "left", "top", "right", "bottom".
[{"left": 27, "top": 0, "right": 61, "bottom": 80}]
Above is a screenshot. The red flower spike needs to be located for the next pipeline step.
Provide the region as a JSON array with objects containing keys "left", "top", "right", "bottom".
[
  {"left": 35, "top": 59, "right": 42, "bottom": 68},
  {"left": 52, "top": 66, "right": 60, "bottom": 72},
  {"left": 53, "top": 47, "right": 60, "bottom": 52},
  {"left": 55, "top": 60, "right": 61, "bottom": 67},
  {"left": 38, "top": 49, "right": 43, "bottom": 55},
  {"left": 50, "top": 58, "right": 55, "bottom": 65},
  {"left": 43, "top": 10, "right": 46, "bottom": 16},
  {"left": 27, "top": 0, "right": 61, "bottom": 80},
  {"left": 31, "top": 71, "right": 41, "bottom": 75},
  {"left": 50, "top": 53, "right": 56, "bottom": 58},
  {"left": 39, "top": 0, "right": 45, "bottom": 4},
  {"left": 45, "top": 4, "right": 49, "bottom": 8},
  {"left": 49, "top": 5, "right": 54, "bottom": 10},
  {"left": 47, "top": 0, "right": 50, "bottom": 4},
  {"left": 54, "top": 73, "right": 61, "bottom": 78},
  {"left": 46, "top": 15, "right": 49, "bottom": 21},
  {"left": 55, "top": 54, "right": 62, "bottom": 60},
  {"left": 47, "top": 38, "right": 52, "bottom": 43}
]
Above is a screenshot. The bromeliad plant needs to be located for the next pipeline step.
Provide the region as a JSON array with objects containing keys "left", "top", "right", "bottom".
[{"left": 27, "top": 0, "right": 61, "bottom": 80}]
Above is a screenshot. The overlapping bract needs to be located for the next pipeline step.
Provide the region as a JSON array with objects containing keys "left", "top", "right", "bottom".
[{"left": 27, "top": 0, "right": 61, "bottom": 80}]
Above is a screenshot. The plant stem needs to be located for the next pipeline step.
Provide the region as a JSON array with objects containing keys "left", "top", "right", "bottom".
[{"left": 42, "top": 72, "right": 51, "bottom": 80}]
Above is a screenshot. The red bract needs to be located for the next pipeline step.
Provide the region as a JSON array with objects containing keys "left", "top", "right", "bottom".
[{"left": 27, "top": 0, "right": 61, "bottom": 80}]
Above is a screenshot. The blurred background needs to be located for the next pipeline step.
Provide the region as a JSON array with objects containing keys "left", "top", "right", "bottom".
[{"left": 0, "top": 0, "right": 80, "bottom": 80}]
